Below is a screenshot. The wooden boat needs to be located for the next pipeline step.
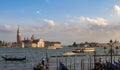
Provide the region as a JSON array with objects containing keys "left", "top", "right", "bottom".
[
  {"left": 33, "top": 64, "right": 44, "bottom": 70},
  {"left": 33, "top": 58, "right": 45, "bottom": 70},
  {"left": 1, "top": 56, "right": 26, "bottom": 61}
]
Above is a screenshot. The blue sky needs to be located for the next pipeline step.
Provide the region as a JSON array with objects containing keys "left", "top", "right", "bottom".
[{"left": 1, "top": 0, "right": 120, "bottom": 45}]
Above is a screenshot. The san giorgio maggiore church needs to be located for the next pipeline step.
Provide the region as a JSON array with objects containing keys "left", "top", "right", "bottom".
[{"left": 16, "top": 26, "right": 61, "bottom": 48}]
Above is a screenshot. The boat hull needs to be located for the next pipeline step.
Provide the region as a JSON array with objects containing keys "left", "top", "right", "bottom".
[{"left": 1, "top": 56, "right": 26, "bottom": 61}]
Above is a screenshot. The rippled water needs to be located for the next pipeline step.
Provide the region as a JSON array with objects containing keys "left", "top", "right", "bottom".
[{"left": 0, "top": 46, "right": 119, "bottom": 70}]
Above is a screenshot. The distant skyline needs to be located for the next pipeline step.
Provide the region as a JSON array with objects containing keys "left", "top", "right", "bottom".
[{"left": 1, "top": 0, "right": 120, "bottom": 45}]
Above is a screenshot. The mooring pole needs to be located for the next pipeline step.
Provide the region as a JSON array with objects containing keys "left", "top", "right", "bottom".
[
  {"left": 94, "top": 51, "right": 96, "bottom": 70},
  {"left": 110, "top": 40, "right": 113, "bottom": 70}
]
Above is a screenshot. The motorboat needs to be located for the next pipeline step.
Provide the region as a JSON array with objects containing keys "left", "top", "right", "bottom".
[
  {"left": 62, "top": 52, "right": 76, "bottom": 56},
  {"left": 72, "top": 49, "right": 82, "bottom": 53},
  {"left": 47, "top": 46, "right": 62, "bottom": 49},
  {"left": 47, "top": 46, "right": 57, "bottom": 49},
  {"left": 72, "top": 48, "right": 95, "bottom": 53},
  {"left": 84, "top": 48, "right": 95, "bottom": 52}
]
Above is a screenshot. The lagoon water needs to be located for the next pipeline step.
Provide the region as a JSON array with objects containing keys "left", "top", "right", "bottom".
[{"left": 0, "top": 46, "right": 120, "bottom": 70}]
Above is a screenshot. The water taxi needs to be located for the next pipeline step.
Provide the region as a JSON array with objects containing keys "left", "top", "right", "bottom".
[{"left": 72, "top": 48, "right": 95, "bottom": 53}]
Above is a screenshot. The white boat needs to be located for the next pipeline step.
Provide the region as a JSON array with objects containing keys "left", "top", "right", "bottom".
[
  {"left": 72, "top": 48, "right": 95, "bottom": 53},
  {"left": 47, "top": 46, "right": 62, "bottom": 49},
  {"left": 84, "top": 48, "right": 95, "bottom": 52},
  {"left": 47, "top": 46, "right": 57, "bottom": 49},
  {"left": 62, "top": 52, "right": 76, "bottom": 56}
]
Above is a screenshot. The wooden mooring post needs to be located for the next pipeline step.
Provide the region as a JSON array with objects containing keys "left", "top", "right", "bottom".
[
  {"left": 70, "top": 58, "right": 72, "bottom": 70},
  {"left": 56, "top": 55, "right": 59, "bottom": 70},
  {"left": 81, "top": 59, "right": 83, "bottom": 70},
  {"left": 46, "top": 52, "right": 49, "bottom": 70}
]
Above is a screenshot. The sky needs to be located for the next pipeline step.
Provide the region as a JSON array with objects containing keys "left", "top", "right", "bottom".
[{"left": 1, "top": 0, "right": 120, "bottom": 45}]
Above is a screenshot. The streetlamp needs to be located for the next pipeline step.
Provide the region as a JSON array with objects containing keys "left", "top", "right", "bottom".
[{"left": 109, "top": 40, "right": 113, "bottom": 70}]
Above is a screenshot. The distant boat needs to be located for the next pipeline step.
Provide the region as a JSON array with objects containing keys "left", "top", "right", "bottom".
[
  {"left": 72, "top": 49, "right": 82, "bottom": 53},
  {"left": 47, "top": 46, "right": 57, "bottom": 49},
  {"left": 62, "top": 52, "right": 76, "bottom": 56},
  {"left": 47, "top": 46, "right": 62, "bottom": 49},
  {"left": 1, "top": 55, "right": 26, "bottom": 61},
  {"left": 72, "top": 48, "right": 95, "bottom": 53},
  {"left": 84, "top": 48, "right": 95, "bottom": 52}
]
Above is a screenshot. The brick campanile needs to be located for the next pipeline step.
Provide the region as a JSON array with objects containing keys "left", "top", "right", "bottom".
[{"left": 17, "top": 25, "right": 21, "bottom": 43}]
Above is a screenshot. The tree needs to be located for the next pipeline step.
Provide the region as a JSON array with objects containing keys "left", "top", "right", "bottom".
[{"left": 72, "top": 42, "right": 77, "bottom": 47}]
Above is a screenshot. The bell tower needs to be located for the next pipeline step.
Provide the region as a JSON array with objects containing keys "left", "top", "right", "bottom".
[{"left": 17, "top": 25, "right": 21, "bottom": 43}]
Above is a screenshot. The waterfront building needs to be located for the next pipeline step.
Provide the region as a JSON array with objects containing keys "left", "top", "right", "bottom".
[
  {"left": 22, "top": 36, "right": 44, "bottom": 48},
  {"left": 44, "top": 41, "right": 61, "bottom": 48},
  {"left": 31, "top": 39, "right": 44, "bottom": 48},
  {"left": 15, "top": 26, "right": 60, "bottom": 48}
]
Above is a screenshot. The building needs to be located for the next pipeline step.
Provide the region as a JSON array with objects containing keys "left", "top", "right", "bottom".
[
  {"left": 44, "top": 41, "right": 61, "bottom": 48},
  {"left": 22, "top": 36, "right": 44, "bottom": 48},
  {"left": 32, "top": 39, "right": 44, "bottom": 48},
  {"left": 17, "top": 25, "right": 21, "bottom": 43},
  {"left": 15, "top": 25, "right": 60, "bottom": 48}
]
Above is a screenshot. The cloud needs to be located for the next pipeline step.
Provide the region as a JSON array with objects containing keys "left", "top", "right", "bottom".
[
  {"left": 2, "top": 15, "right": 120, "bottom": 45},
  {"left": 77, "top": 16, "right": 108, "bottom": 26},
  {"left": 114, "top": 5, "right": 120, "bottom": 15},
  {"left": 0, "top": 24, "right": 16, "bottom": 33},
  {"left": 43, "top": 19, "right": 55, "bottom": 27}
]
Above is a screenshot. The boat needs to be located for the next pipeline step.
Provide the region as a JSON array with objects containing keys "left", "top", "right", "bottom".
[
  {"left": 1, "top": 55, "right": 26, "bottom": 61},
  {"left": 47, "top": 46, "right": 57, "bottom": 49},
  {"left": 72, "top": 48, "right": 95, "bottom": 53},
  {"left": 33, "top": 63, "right": 44, "bottom": 70},
  {"left": 33, "top": 58, "right": 45, "bottom": 70},
  {"left": 84, "top": 48, "right": 95, "bottom": 52},
  {"left": 56, "top": 46, "right": 63, "bottom": 49},
  {"left": 47, "top": 46, "right": 62, "bottom": 49},
  {"left": 72, "top": 49, "right": 82, "bottom": 53},
  {"left": 62, "top": 52, "right": 76, "bottom": 56}
]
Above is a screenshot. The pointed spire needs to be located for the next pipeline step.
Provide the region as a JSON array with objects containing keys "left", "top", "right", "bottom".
[
  {"left": 17, "top": 25, "right": 20, "bottom": 33},
  {"left": 17, "top": 25, "right": 21, "bottom": 43},
  {"left": 31, "top": 35, "right": 35, "bottom": 40}
]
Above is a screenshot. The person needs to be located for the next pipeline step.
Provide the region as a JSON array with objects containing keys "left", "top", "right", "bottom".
[
  {"left": 37, "top": 63, "right": 43, "bottom": 68},
  {"left": 41, "top": 58, "right": 45, "bottom": 66}
]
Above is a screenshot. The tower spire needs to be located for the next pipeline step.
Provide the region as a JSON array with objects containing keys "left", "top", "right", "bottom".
[
  {"left": 17, "top": 25, "right": 21, "bottom": 43},
  {"left": 17, "top": 25, "right": 20, "bottom": 33}
]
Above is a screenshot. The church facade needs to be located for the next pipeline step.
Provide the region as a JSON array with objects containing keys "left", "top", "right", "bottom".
[{"left": 16, "top": 26, "right": 61, "bottom": 48}]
